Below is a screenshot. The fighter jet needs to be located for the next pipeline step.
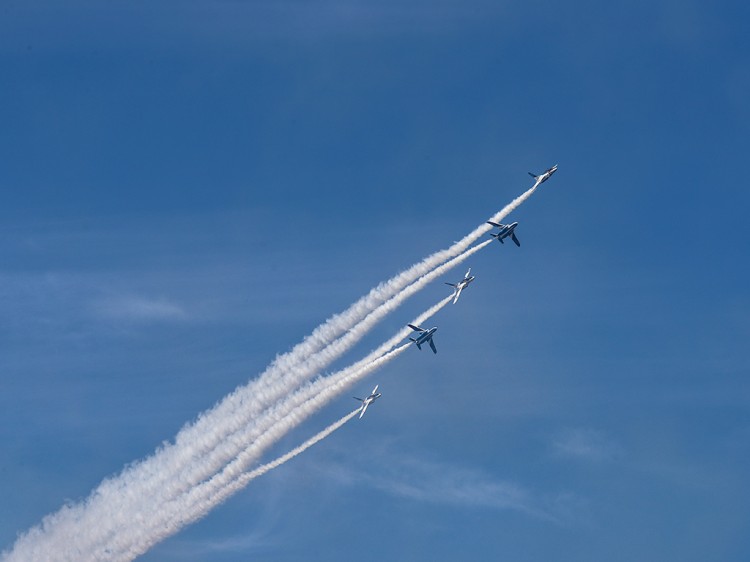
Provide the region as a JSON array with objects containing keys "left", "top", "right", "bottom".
[
  {"left": 445, "top": 268, "right": 475, "bottom": 304},
  {"left": 487, "top": 221, "right": 520, "bottom": 247},
  {"left": 353, "top": 385, "right": 381, "bottom": 419},
  {"left": 528, "top": 164, "right": 558, "bottom": 186},
  {"left": 408, "top": 324, "right": 438, "bottom": 354}
]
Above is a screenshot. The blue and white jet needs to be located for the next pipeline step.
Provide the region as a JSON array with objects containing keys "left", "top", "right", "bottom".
[
  {"left": 354, "top": 385, "right": 381, "bottom": 419},
  {"left": 445, "top": 267, "right": 475, "bottom": 304},
  {"left": 528, "top": 164, "right": 558, "bottom": 186},
  {"left": 408, "top": 324, "right": 438, "bottom": 354},
  {"left": 487, "top": 221, "right": 521, "bottom": 247}
]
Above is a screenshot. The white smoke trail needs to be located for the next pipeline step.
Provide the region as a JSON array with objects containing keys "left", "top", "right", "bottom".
[
  {"left": 165, "top": 181, "right": 537, "bottom": 467},
  {"left": 105, "top": 295, "right": 452, "bottom": 560},
  {"left": 114, "top": 244, "right": 482, "bottom": 557},
  {"left": 127, "top": 344, "right": 412, "bottom": 559},
  {"left": 153, "top": 182, "right": 538, "bottom": 495},
  {"left": 1, "top": 295, "right": 450, "bottom": 562},
  {"left": 119, "top": 272, "right": 471, "bottom": 557},
  {"left": 78, "top": 243, "right": 488, "bottom": 561},
  {"left": 2, "top": 182, "right": 540, "bottom": 562},
  {"left": 241, "top": 408, "right": 359, "bottom": 483}
]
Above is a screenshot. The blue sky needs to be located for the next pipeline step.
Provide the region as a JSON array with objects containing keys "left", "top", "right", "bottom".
[{"left": 2, "top": 1, "right": 750, "bottom": 560}]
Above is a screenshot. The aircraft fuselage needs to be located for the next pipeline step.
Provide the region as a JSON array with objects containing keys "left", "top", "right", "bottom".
[
  {"left": 413, "top": 327, "right": 437, "bottom": 346},
  {"left": 532, "top": 164, "right": 557, "bottom": 184},
  {"left": 408, "top": 324, "right": 438, "bottom": 353},
  {"left": 487, "top": 221, "right": 521, "bottom": 247}
]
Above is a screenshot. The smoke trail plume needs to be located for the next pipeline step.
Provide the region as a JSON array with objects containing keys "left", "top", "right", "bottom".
[
  {"left": 242, "top": 409, "right": 360, "bottom": 483},
  {"left": 126, "top": 344, "right": 412, "bottom": 559},
  {"left": 2, "top": 182, "right": 540, "bottom": 562},
  {"left": 117, "top": 252, "right": 477, "bottom": 557},
  {"left": 77, "top": 243, "right": 487, "bottom": 561},
  {"left": 105, "top": 295, "right": 451, "bottom": 560}
]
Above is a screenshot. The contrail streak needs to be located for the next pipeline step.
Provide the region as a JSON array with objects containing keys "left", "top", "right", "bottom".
[
  {"left": 127, "top": 343, "right": 412, "bottom": 559},
  {"left": 241, "top": 409, "right": 360, "bottom": 483},
  {"left": 155, "top": 408, "right": 362, "bottom": 551},
  {"left": 117, "top": 248, "right": 481, "bottom": 557},
  {"left": 2, "top": 182, "right": 540, "bottom": 562},
  {"left": 109, "top": 295, "right": 451, "bottom": 560},
  {"left": 83, "top": 243, "right": 488, "bottom": 560},
  {"left": 156, "top": 182, "right": 538, "bottom": 498}
]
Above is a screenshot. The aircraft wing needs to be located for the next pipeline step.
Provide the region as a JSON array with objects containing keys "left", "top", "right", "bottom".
[
  {"left": 487, "top": 221, "right": 502, "bottom": 228},
  {"left": 408, "top": 323, "right": 424, "bottom": 332},
  {"left": 359, "top": 403, "right": 369, "bottom": 419},
  {"left": 511, "top": 232, "right": 520, "bottom": 247},
  {"left": 429, "top": 338, "right": 437, "bottom": 354}
]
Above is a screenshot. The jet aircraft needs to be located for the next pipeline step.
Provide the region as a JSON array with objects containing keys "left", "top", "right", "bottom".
[
  {"left": 408, "top": 324, "right": 438, "bottom": 354},
  {"left": 445, "top": 268, "right": 475, "bottom": 304},
  {"left": 487, "top": 221, "right": 520, "bottom": 247},
  {"left": 528, "top": 164, "right": 558, "bottom": 186},
  {"left": 353, "top": 385, "right": 381, "bottom": 419}
]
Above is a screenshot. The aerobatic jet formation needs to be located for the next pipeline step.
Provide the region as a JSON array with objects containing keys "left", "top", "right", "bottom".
[
  {"left": 487, "top": 221, "right": 521, "bottom": 247},
  {"left": 353, "top": 385, "right": 382, "bottom": 419},
  {"left": 528, "top": 164, "right": 557, "bottom": 186},
  {"left": 408, "top": 324, "right": 438, "bottom": 354},
  {"left": 445, "top": 268, "right": 475, "bottom": 304}
]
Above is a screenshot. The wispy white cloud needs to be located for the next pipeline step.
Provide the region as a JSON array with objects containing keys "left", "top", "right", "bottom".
[
  {"left": 365, "top": 458, "right": 539, "bottom": 514},
  {"left": 552, "top": 427, "right": 622, "bottom": 463},
  {"left": 317, "top": 452, "right": 568, "bottom": 523},
  {"left": 160, "top": 528, "right": 275, "bottom": 557},
  {"left": 91, "top": 295, "right": 188, "bottom": 322}
]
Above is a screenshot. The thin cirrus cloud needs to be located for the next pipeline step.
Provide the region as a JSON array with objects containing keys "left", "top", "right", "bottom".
[
  {"left": 92, "top": 295, "right": 188, "bottom": 322},
  {"left": 552, "top": 427, "right": 623, "bottom": 463},
  {"left": 317, "top": 453, "right": 562, "bottom": 523}
]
